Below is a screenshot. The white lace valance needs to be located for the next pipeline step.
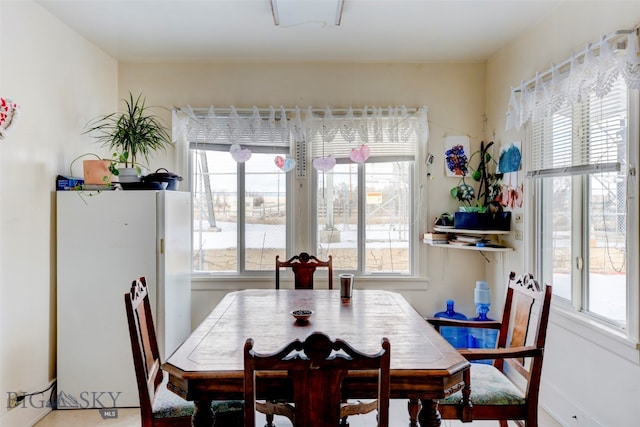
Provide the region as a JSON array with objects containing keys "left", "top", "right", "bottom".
[
  {"left": 174, "top": 105, "right": 429, "bottom": 148},
  {"left": 506, "top": 29, "right": 640, "bottom": 131}
]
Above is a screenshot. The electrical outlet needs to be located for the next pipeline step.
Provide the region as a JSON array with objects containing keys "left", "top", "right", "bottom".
[
  {"left": 514, "top": 213, "right": 523, "bottom": 223},
  {"left": 514, "top": 230, "right": 523, "bottom": 240},
  {"left": 7, "top": 391, "right": 24, "bottom": 410}
]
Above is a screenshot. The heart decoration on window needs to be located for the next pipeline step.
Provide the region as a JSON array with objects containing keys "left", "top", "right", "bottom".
[
  {"left": 312, "top": 155, "right": 336, "bottom": 172},
  {"left": 0, "top": 98, "right": 20, "bottom": 140},
  {"left": 349, "top": 144, "right": 371, "bottom": 163},
  {"left": 274, "top": 155, "right": 296, "bottom": 172},
  {"left": 229, "top": 143, "right": 252, "bottom": 163}
]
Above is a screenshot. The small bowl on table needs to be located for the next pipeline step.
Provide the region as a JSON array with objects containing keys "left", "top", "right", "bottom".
[{"left": 291, "top": 309, "right": 313, "bottom": 324}]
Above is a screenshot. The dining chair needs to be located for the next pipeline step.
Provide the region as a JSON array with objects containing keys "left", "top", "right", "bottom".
[
  {"left": 124, "top": 277, "right": 244, "bottom": 427},
  {"left": 275, "top": 252, "right": 333, "bottom": 289},
  {"left": 426, "top": 272, "right": 552, "bottom": 427},
  {"left": 275, "top": 253, "right": 375, "bottom": 426},
  {"left": 244, "top": 331, "right": 391, "bottom": 427}
]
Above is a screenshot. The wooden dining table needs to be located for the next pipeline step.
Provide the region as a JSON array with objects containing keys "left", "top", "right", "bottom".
[{"left": 162, "top": 289, "right": 470, "bottom": 427}]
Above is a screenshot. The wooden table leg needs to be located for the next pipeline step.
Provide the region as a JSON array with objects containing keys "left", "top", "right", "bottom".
[
  {"left": 408, "top": 398, "right": 421, "bottom": 427},
  {"left": 417, "top": 399, "right": 442, "bottom": 427},
  {"left": 192, "top": 400, "right": 214, "bottom": 427}
]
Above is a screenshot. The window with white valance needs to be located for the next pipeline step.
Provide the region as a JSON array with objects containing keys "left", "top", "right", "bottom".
[
  {"left": 173, "top": 105, "right": 428, "bottom": 276},
  {"left": 514, "top": 27, "right": 639, "bottom": 334},
  {"left": 506, "top": 30, "right": 639, "bottom": 134}
]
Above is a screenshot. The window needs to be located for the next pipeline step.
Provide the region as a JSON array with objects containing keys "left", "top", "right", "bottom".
[
  {"left": 311, "top": 114, "right": 417, "bottom": 275},
  {"left": 314, "top": 160, "right": 414, "bottom": 274},
  {"left": 531, "top": 78, "right": 633, "bottom": 328},
  {"left": 189, "top": 110, "right": 290, "bottom": 274},
  {"left": 184, "top": 106, "right": 426, "bottom": 277}
]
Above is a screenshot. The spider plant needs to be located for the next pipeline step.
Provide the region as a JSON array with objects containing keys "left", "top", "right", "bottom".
[{"left": 84, "top": 92, "right": 172, "bottom": 169}]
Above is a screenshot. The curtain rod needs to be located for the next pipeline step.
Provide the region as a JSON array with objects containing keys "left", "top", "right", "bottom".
[
  {"left": 513, "top": 26, "right": 638, "bottom": 93},
  {"left": 175, "top": 106, "right": 422, "bottom": 115}
]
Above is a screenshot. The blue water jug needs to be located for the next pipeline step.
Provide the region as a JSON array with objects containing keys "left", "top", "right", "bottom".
[
  {"left": 467, "top": 281, "right": 498, "bottom": 364},
  {"left": 433, "top": 300, "right": 468, "bottom": 348}
]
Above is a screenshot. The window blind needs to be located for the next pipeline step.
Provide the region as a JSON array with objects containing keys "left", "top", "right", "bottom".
[
  {"left": 528, "top": 78, "right": 627, "bottom": 178},
  {"left": 186, "top": 109, "right": 290, "bottom": 155},
  {"left": 309, "top": 116, "right": 418, "bottom": 162}
]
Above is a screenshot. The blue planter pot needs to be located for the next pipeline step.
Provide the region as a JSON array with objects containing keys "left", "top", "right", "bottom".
[{"left": 454, "top": 212, "right": 511, "bottom": 231}]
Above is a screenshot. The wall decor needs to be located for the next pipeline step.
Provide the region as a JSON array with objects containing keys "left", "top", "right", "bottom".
[
  {"left": 0, "top": 98, "right": 20, "bottom": 139},
  {"left": 444, "top": 136, "right": 470, "bottom": 177},
  {"left": 229, "top": 143, "right": 252, "bottom": 163},
  {"left": 497, "top": 141, "right": 522, "bottom": 174},
  {"left": 274, "top": 155, "right": 296, "bottom": 172}
]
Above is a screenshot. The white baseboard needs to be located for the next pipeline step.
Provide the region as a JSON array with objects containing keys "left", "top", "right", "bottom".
[
  {"left": 0, "top": 405, "right": 51, "bottom": 427},
  {"left": 540, "top": 378, "right": 602, "bottom": 427}
]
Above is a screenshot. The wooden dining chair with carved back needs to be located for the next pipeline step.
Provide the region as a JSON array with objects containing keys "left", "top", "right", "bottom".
[
  {"left": 124, "top": 277, "right": 244, "bottom": 427},
  {"left": 275, "top": 252, "right": 333, "bottom": 289},
  {"left": 275, "top": 253, "right": 377, "bottom": 426},
  {"left": 244, "top": 332, "right": 391, "bottom": 427},
  {"left": 426, "top": 272, "right": 552, "bottom": 427}
]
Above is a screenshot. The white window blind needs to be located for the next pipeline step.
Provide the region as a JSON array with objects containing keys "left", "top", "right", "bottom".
[
  {"left": 528, "top": 78, "right": 627, "bottom": 178},
  {"left": 309, "top": 115, "right": 419, "bottom": 163},
  {"left": 185, "top": 108, "right": 291, "bottom": 154}
]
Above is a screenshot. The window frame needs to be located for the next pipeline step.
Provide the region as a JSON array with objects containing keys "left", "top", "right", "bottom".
[
  {"left": 530, "top": 84, "right": 639, "bottom": 339},
  {"left": 190, "top": 147, "right": 292, "bottom": 277},
  {"left": 184, "top": 106, "right": 427, "bottom": 282},
  {"left": 311, "top": 157, "right": 417, "bottom": 277}
]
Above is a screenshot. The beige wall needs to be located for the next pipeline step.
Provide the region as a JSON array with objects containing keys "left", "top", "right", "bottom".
[
  {"left": 5, "top": 1, "right": 638, "bottom": 425},
  {"left": 0, "top": 1, "right": 117, "bottom": 424},
  {"left": 486, "top": 2, "right": 640, "bottom": 426},
  {"left": 119, "top": 61, "right": 495, "bottom": 323}
]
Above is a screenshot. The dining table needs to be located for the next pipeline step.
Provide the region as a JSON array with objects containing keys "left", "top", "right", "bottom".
[{"left": 162, "top": 289, "right": 470, "bottom": 427}]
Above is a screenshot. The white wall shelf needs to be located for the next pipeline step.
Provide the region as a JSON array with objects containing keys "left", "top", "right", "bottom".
[
  {"left": 424, "top": 241, "right": 513, "bottom": 252},
  {"left": 424, "top": 226, "right": 513, "bottom": 255},
  {"left": 433, "top": 226, "right": 510, "bottom": 235}
]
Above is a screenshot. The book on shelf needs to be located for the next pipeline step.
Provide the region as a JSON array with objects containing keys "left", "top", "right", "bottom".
[
  {"left": 424, "top": 239, "right": 449, "bottom": 245},
  {"left": 452, "top": 234, "right": 483, "bottom": 243},
  {"left": 423, "top": 232, "right": 450, "bottom": 244},
  {"left": 448, "top": 240, "right": 475, "bottom": 247}
]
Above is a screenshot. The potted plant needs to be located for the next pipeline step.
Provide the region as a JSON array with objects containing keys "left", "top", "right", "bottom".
[
  {"left": 69, "top": 152, "right": 115, "bottom": 187},
  {"left": 84, "top": 92, "right": 172, "bottom": 183},
  {"left": 450, "top": 141, "right": 510, "bottom": 230}
]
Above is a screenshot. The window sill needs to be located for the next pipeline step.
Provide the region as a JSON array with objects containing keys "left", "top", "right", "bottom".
[
  {"left": 191, "top": 275, "right": 430, "bottom": 292},
  {"left": 551, "top": 302, "right": 640, "bottom": 364}
]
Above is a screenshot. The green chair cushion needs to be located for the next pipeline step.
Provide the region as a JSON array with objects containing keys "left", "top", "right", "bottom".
[
  {"left": 153, "top": 376, "right": 243, "bottom": 419},
  {"left": 440, "top": 363, "right": 526, "bottom": 406}
]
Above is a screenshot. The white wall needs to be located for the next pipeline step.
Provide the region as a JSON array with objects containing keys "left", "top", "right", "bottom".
[
  {"left": 486, "top": 2, "right": 640, "bottom": 426},
  {"left": 0, "top": 1, "right": 117, "bottom": 425},
  {"left": 118, "top": 61, "right": 497, "bottom": 325}
]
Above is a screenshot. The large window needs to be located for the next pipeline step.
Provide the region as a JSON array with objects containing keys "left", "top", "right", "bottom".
[
  {"left": 532, "top": 78, "right": 632, "bottom": 328},
  {"left": 185, "top": 106, "right": 425, "bottom": 277},
  {"left": 315, "top": 161, "right": 413, "bottom": 274},
  {"left": 310, "top": 112, "right": 418, "bottom": 275},
  {"left": 189, "top": 109, "right": 291, "bottom": 274},
  {"left": 192, "top": 150, "right": 288, "bottom": 273}
]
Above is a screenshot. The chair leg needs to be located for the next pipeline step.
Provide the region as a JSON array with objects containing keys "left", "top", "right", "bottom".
[{"left": 265, "top": 413, "right": 276, "bottom": 427}]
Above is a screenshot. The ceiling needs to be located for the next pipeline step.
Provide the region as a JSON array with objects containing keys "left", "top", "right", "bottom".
[{"left": 37, "top": 0, "right": 566, "bottom": 63}]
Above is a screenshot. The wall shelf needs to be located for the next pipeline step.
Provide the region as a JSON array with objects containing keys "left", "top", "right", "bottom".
[
  {"left": 424, "top": 226, "right": 513, "bottom": 254},
  {"left": 433, "top": 226, "right": 510, "bottom": 235},
  {"left": 424, "top": 241, "right": 513, "bottom": 252}
]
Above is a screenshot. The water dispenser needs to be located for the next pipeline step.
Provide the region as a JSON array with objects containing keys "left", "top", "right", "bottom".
[
  {"left": 433, "top": 299, "right": 468, "bottom": 348},
  {"left": 467, "top": 280, "right": 498, "bottom": 364}
]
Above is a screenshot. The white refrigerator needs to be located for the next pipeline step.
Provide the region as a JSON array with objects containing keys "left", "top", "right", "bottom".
[{"left": 56, "top": 190, "right": 191, "bottom": 408}]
